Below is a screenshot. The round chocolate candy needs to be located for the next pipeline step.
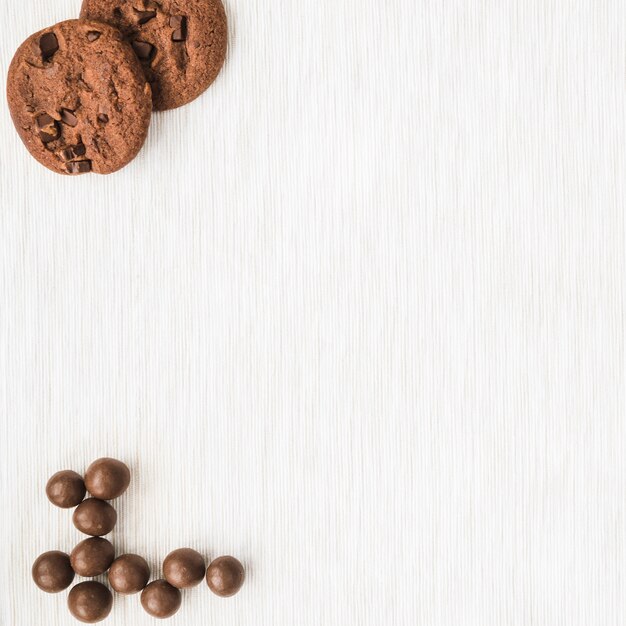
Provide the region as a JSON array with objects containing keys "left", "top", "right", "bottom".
[
  {"left": 140, "top": 579, "right": 182, "bottom": 618},
  {"left": 70, "top": 537, "right": 115, "bottom": 577},
  {"left": 84, "top": 457, "right": 130, "bottom": 500},
  {"left": 46, "top": 470, "right": 86, "bottom": 508},
  {"left": 206, "top": 556, "right": 245, "bottom": 597},
  {"left": 73, "top": 498, "right": 117, "bottom": 536},
  {"left": 68, "top": 581, "right": 113, "bottom": 623},
  {"left": 163, "top": 548, "right": 205, "bottom": 589},
  {"left": 108, "top": 554, "right": 150, "bottom": 594},
  {"left": 32, "top": 550, "right": 74, "bottom": 593}
]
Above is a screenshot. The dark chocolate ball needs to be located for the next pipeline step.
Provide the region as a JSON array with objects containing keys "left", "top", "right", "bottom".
[
  {"left": 32, "top": 550, "right": 74, "bottom": 593},
  {"left": 108, "top": 554, "right": 150, "bottom": 594},
  {"left": 206, "top": 556, "right": 245, "bottom": 597},
  {"left": 70, "top": 537, "right": 115, "bottom": 577},
  {"left": 72, "top": 498, "right": 117, "bottom": 536},
  {"left": 140, "top": 579, "right": 182, "bottom": 618},
  {"left": 46, "top": 470, "right": 86, "bottom": 508},
  {"left": 67, "top": 581, "right": 113, "bottom": 623},
  {"left": 163, "top": 548, "right": 205, "bottom": 589},
  {"left": 84, "top": 458, "right": 130, "bottom": 500}
]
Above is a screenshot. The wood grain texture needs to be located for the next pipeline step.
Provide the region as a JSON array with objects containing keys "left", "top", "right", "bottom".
[{"left": 1, "top": 1, "right": 625, "bottom": 624}]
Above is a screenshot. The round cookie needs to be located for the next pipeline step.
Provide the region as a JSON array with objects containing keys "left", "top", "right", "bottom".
[
  {"left": 80, "top": 0, "right": 227, "bottom": 110},
  {"left": 7, "top": 19, "right": 152, "bottom": 175}
]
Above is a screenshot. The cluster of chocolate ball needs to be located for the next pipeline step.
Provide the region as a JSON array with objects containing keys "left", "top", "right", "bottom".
[{"left": 32, "top": 457, "right": 245, "bottom": 622}]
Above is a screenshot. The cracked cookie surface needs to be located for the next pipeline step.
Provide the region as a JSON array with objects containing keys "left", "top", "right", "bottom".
[
  {"left": 7, "top": 19, "right": 152, "bottom": 175},
  {"left": 80, "top": 0, "right": 227, "bottom": 111}
]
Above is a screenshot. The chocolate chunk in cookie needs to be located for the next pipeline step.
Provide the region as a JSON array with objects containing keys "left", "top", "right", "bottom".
[
  {"left": 170, "top": 16, "right": 187, "bottom": 42},
  {"left": 7, "top": 19, "right": 152, "bottom": 175},
  {"left": 60, "top": 142, "right": 87, "bottom": 161},
  {"left": 132, "top": 40, "right": 156, "bottom": 63},
  {"left": 36, "top": 113, "right": 60, "bottom": 143},
  {"left": 80, "top": 0, "right": 227, "bottom": 111},
  {"left": 135, "top": 9, "right": 157, "bottom": 25},
  {"left": 39, "top": 32, "right": 59, "bottom": 61},
  {"left": 60, "top": 108, "right": 79, "bottom": 127},
  {"left": 66, "top": 160, "right": 92, "bottom": 174}
]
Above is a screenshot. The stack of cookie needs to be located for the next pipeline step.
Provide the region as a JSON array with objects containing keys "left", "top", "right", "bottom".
[
  {"left": 33, "top": 457, "right": 245, "bottom": 622},
  {"left": 6, "top": 0, "right": 227, "bottom": 175}
]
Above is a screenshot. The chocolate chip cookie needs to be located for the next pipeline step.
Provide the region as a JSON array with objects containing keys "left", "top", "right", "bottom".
[
  {"left": 7, "top": 19, "right": 152, "bottom": 175},
  {"left": 80, "top": 0, "right": 227, "bottom": 111}
]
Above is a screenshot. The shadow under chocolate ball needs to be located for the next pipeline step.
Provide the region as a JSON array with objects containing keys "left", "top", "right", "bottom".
[
  {"left": 71, "top": 537, "right": 115, "bottom": 577},
  {"left": 141, "top": 579, "right": 182, "bottom": 618},
  {"left": 68, "top": 581, "right": 112, "bottom": 623},
  {"left": 108, "top": 554, "right": 150, "bottom": 594},
  {"left": 32, "top": 550, "right": 74, "bottom": 593},
  {"left": 46, "top": 470, "right": 86, "bottom": 508},
  {"left": 73, "top": 498, "right": 117, "bottom": 536},
  {"left": 163, "top": 548, "right": 205, "bottom": 588},
  {"left": 84, "top": 457, "right": 130, "bottom": 500}
]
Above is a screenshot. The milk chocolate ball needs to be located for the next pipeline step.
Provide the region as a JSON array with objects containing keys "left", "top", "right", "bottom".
[
  {"left": 32, "top": 551, "right": 74, "bottom": 593},
  {"left": 206, "top": 556, "right": 245, "bottom": 597},
  {"left": 70, "top": 537, "right": 115, "bottom": 577},
  {"left": 46, "top": 470, "right": 86, "bottom": 508},
  {"left": 67, "top": 581, "right": 113, "bottom": 623},
  {"left": 73, "top": 498, "right": 117, "bottom": 536},
  {"left": 84, "top": 458, "right": 130, "bottom": 500},
  {"left": 140, "top": 579, "right": 182, "bottom": 618},
  {"left": 108, "top": 554, "right": 150, "bottom": 594},
  {"left": 163, "top": 548, "right": 205, "bottom": 589}
]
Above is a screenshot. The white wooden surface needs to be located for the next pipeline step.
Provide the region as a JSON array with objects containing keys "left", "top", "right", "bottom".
[{"left": 1, "top": 1, "right": 625, "bottom": 624}]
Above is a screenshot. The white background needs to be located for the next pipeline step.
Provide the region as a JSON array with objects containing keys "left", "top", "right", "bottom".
[{"left": 1, "top": 1, "right": 625, "bottom": 625}]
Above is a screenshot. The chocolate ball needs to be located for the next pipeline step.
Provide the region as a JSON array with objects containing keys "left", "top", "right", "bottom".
[
  {"left": 67, "top": 581, "right": 113, "bottom": 623},
  {"left": 84, "top": 458, "right": 130, "bottom": 500},
  {"left": 140, "top": 579, "right": 182, "bottom": 618},
  {"left": 108, "top": 554, "right": 150, "bottom": 594},
  {"left": 163, "top": 548, "right": 205, "bottom": 589},
  {"left": 206, "top": 556, "right": 245, "bottom": 597},
  {"left": 70, "top": 537, "right": 115, "bottom": 577},
  {"left": 32, "top": 550, "right": 74, "bottom": 593},
  {"left": 46, "top": 470, "right": 86, "bottom": 508},
  {"left": 73, "top": 498, "right": 117, "bottom": 536}
]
